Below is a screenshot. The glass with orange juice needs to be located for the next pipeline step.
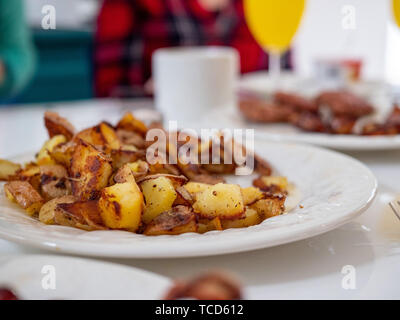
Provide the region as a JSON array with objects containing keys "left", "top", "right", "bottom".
[
  {"left": 244, "top": 0, "right": 306, "bottom": 80},
  {"left": 394, "top": 0, "right": 400, "bottom": 28}
]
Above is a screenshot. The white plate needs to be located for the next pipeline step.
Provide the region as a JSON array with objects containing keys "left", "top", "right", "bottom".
[
  {"left": 0, "top": 141, "right": 377, "bottom": 258},
  {"left": 236, "top": 71, "right": 400, "bottom": 150},
  {"left": 0, "top": 255, "right": 170, "bottom": 299}
]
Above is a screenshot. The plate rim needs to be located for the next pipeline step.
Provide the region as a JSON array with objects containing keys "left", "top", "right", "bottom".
[{"left": 0, "top": 142, "right": 378, "bottom": 258}]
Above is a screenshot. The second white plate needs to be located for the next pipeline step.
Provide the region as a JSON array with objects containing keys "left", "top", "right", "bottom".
[{"left": 0, "top": 141, "right": 377, "bottom": 258}]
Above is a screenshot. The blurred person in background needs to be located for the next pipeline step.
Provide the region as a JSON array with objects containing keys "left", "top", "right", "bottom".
[
  {"left": 0, "top": 0, "right": 36, "bottom": 101},
  {"left": 94, "top": 0, "right": 291, "bottom": 98}
]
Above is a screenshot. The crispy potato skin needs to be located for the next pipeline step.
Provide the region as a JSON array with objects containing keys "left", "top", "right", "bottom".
[
  {"left": 143, "top": 206, "right": 197, "bottom": 236},
  {"left": 241, "top": 187, "right": 264, "bottom": 206},
  {"left": 116, "top": 112, "right": 148, "bottom": 136},
  {"left": 70, "top": 140, "right": 113, "bottom": 200},
  {"left": 221, "top": 208, "right": 262, "bottom": 229},
  {"left": 140, "top": 176, "right": 177, "bottom": 224},
  {"left": 39, "top": 165, "right": 71, "bottom": 200},
  {"left": 183, "top": 182, "right": 211, "bottom": 196},
  {"left": 98, "top": 181, "right": 143, "bottom": 231},
  {"left": 193, "top": 183, "right": 245, "bottom": 219},
  {"left": 44, "top": 111, "right": 75, "bottom": 140},
  {"left": 39, "top": 195, "right": 76, "bottom": 224},
  {"left": 55, "top": 200, "right": 106, "bottom": 231},
  {"left": 74, "top": 122, "right": 121, "bottom": 151},
  {"left": 0, "top": 159, "right": 21, "bottom": 181},
  {"left": 4, "top": 181, "right": 44, "bottom": 216},
  {"left": 249, "top": 195, "right": 286, "bottom": 219},
  {"left": 37, "top": 135, "right": 67, "bottom": 166},
  {"left": 197, "top": 217, "right": 222, "bottom": 234}
]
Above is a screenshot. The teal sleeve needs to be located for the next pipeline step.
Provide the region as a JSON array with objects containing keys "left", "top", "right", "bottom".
[{"left": 0, "top": 0, "right": 36, "bottom": 98}]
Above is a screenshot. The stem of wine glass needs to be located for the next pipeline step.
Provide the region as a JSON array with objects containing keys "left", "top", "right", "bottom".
[{"left": 269, "top": 51, "right": 281, "bottom": 89}]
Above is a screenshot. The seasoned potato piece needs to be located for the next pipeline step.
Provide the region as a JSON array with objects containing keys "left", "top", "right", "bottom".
[
  {"left": 126, "top": 160, "right": 149, "bottom": 178},
  {"left": 113, "top": 164, "right": 135, "bottom": 183},
  {"left": 253, "top": 176, "right": 288, "bottom": 193},
  {"left": 193, "top": 183, "right": 244, "bottom": 219},
  {"left": 39, "top": 165, "right": 71, "bottom": 200},
  {"left": 138, "top": 174, "right": 187, "bottom": 188},
  {"left": 44, "top": 111, "right": 75, "bottom": 140},
  {"left": 241, "top": 187, "right": 264, "bottom": 206},
  {"left": 143, "top": 206, "right": 197, "bottom": 236},
  {"left": 173, "top": 186, "right": 194, "bottom": 206},
  {"left": 249, "top": 195, "right": 286, "bottom": 219},
  {"left": 55, "top": 200, "right": 106, "bottom": 231},
  {"left": 49, "top": 141, "right": 76, "bottom": 166},
  {"left": 39, "top": 195, "right": 76, "bottom": 224},
  {"left": 70, "top": 140, "right": 113, "bottom": 200},
  {"left": 37, "top": 135, "right": 67, "bottom": 165},
  {"left": 110, "top": 149, "right": 145, "bottom": 169},
  {"left": 197, "top": 217, "right": 222, "bottom": 234},
  {"left": 98, "top": 181, "right": 143, "bottom": 231},
  {"left": 221, "top": 208, "right": 262, "bottom": 229},
  {"left": 74, "top": 122, "right": 121, "bottom": 150},
  {"left": 184, "top": 182, "right": 211, "bottom": 196},
  {"left": 116, "top": 112, "right": 148, "bottom": 136},
  {"left": 4, "top": 181, "right": 44, "bottom": 216},
  {"left": 141, "top": 176, "right": 177, "bottom": 224},
  {"left": 116, "top": 129, "right": 145, "bottom": 149},
  {"left": 0, "top": 159, "right": 21, "bottom": 181}
]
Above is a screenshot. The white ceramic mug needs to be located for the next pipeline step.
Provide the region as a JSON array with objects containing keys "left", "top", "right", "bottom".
[{"left": 153, "top": 46, "right": 239, "bottom": 125}]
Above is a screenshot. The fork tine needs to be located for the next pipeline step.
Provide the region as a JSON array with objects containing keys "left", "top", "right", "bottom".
[{"left": 390, "top": 202, "right": 400, "bottom": 221}]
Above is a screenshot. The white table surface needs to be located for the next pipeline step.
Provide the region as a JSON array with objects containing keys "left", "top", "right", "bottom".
[{"left": 0, "top": 99, "right": 399, "bottom": 300}]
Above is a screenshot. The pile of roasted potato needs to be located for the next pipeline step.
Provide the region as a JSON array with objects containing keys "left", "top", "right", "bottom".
[{"left": 0, "top": 111, "right": 288, "bottom": 235}]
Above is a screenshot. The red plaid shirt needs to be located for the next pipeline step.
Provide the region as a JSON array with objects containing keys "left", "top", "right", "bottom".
[{"left": 94, "top": 0, "right": 291, "bottom": 97}]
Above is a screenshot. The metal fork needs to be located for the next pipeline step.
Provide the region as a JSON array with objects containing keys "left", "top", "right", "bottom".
[{"left": 389, "top": 200, "right": 400, "bottom": 221}]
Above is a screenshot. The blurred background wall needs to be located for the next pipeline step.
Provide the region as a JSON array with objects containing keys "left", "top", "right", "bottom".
[{"left": 14, "top": 0, "right": 400, "bottom": 103}]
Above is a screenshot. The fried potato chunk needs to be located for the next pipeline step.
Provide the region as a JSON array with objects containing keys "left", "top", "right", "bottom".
[
  {"left": 197, "top": 217, "right": 222, "bottom": 234},
  {"left": 221, "top": 208, "right": 262, "bottom": 229},
  {"left": 241, "top": 187, "right": 264, "bottom": 206},
  {"left": 55, "top": 200, "right": 106, "bottom": 231},
  {"left": 141, "top": 176, "right": 178, "bottom": 224},
  {"left": 74, "top": 122, "right": 121, "bottom": 150},
  {"left": 70, "top": 140, "right": 113, "bottom": 200},
  {"left": 39, "top": 165, "right": 71, "bottom": 200},
  {"left": 0, "top": 159, "right": 21, "bottom": 181},
  {"left": 4, "top": 181, "right": 44, "bottom": 216},
  {"left": 249, "top": 195, "right": 286, "bottom": 219},
  {"left": 98, "top": 181, "right": 143, "bottom": 231},
  {"left": 193, "top": 183, "right": 244, "bottom": 219},
  {"left": 253, "top": 176, "right": 288, "bottom": 193},
  {"left": 37, "top": 135, "right": 67, "bottom": 165},
  {"left": 116, "top": 112, "right": 148, "bottom": 136},
  {"left": 143, "top": 206, "right": 197, "bottom": 236},
  {"left": 44, "top": 111, "right": 75, "bottom": 140},
  {"left": 39, "top": 195, "right": 76, "bottom": 224},
  {"left": 183, "top": 182, "right": 211, "bottom": 196}
]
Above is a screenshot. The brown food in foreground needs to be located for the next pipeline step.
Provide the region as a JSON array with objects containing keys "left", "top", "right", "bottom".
[
  {"left": 2, "top": 111, "right": 289, "bottom": 236},
  {"left": 164, "top": 271, "right": 242, "bottom": 300},
  {"left": 274, "top": 91, "right": 318, "bottom": 112}
]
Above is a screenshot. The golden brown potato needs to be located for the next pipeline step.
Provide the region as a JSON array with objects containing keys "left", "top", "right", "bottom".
[
  {"left": 44, "top": 111, "right": 75, "bottom": 140},
  {"left": 0, "top": 159, "right": 21, "bottom": 181},
  {"left": 36, "top": 135, "right": 67, "bottom": 165},
  {"left": 116, "top": 129, "right": 146, "bottom": 149},
  {"left": 173, "top": 186, "right": 194, "bottom": 206},
  {"left": 70, "top": 140, "right": 113, "bottom": 200},
  {"left": 137, "top": 174, "right": 187, "bottom": 188},
  {"left": 113, "top": 164, "right": 136, "bottom": 184},
  {"left": 4, "top": 181, "right": 44, "bottom": 216},
  {"left": 221, "top": 208, "right": 262, "bottom": 229},
  {"left": 74, "top": 122, "right": 121, "bottom": 150},
  {"left": 241, "top": 187, "right": 264, "bottom": 206},
  {"left": 110, "top": 149, "right": 146, "bottom": 169},
  {"left": 55, "top": 200, "right": 106, "bottom": 231},
  {"left": 249, "top": 194, "right": 286, "bottom": 219},
  {"left": 126, "top": 160, "right": 149, "bottom": 179},
  {"left": 39, "top": 164, "right": 71, "bottom": 200},
  {"left": 49, "top": 141, "right": 76, "bottom": 166},
  {"left": 193, "top": 183, "right": 245, "bottom": 220},
  {"left": 39, "top": 195, "right": 76, "bottom": 224},
  {"left": 143, "top": 206, "right": 197, "bottom": 236},
  {"left": 253, "top": 176, "right": 288, "bottom": 193},
  {"left": 98, "top": 181, "right": 144, "bottom": 231},
  {"left": 140, "top": 176, "right": 178, "bottom": 224},
  {"left": 197, "top": 217, "right": 222, "bottom": 234},
  {"left": 183, "top": 181, "right": 211, "bottom": 196},
  {"left": 116, "top": 112, "right": 148, "bottom": 136}
]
